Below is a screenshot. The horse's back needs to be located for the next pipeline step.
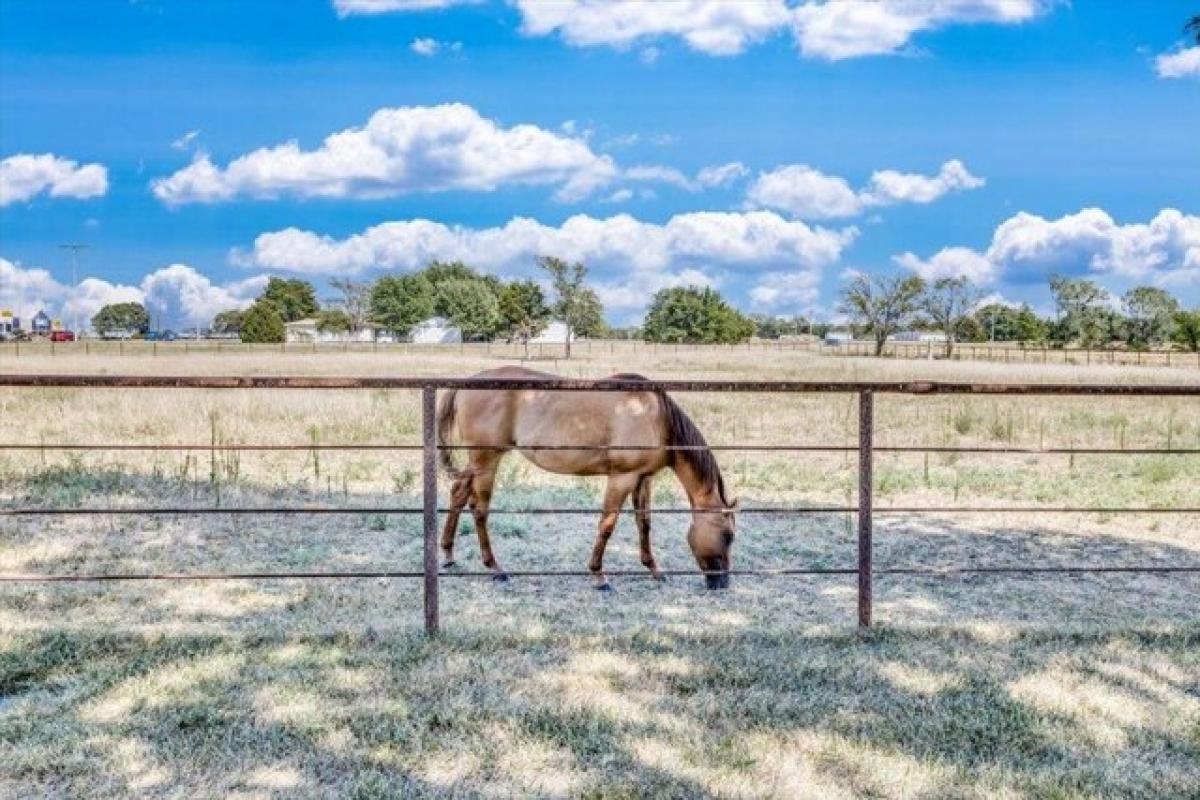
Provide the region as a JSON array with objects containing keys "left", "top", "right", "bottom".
[{"left": 454, "top": 368, "right": 667, "bottom": 475}]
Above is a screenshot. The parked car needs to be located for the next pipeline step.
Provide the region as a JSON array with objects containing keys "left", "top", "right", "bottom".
[
  {"left": 49, "top": 330, "right": 76, "bottom": 342},
  {"left": 144, "top": 330, "right": 178, "bottom": 341}
]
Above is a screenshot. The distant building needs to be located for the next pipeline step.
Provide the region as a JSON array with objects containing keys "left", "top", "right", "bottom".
[
  {"left": 31, "top": 310, "right": 52, "bottom": 335},
  {"left": 409, "top": 317, "right": 462, "bottom": 344},
  {"left": 823, "top": 331, "right": 854, "bottom": 345},
  {"left": 284, "top": 318, "right": 379, "bottom": 344},
  {"left": 530, "top": 321, "right": 574, "bottom": 344},
  {"left": 889, "top": 330, "right": 947, "bottom": 343},
  {"left": 0, "top": 310, "right": 19, "bottom": 338}
]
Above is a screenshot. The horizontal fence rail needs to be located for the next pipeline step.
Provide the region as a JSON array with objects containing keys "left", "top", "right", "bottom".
[
  {"left": 1, "top": 374, "right": 1198, "bottom": 634},
  {"left": 3, "top": 338, "right": 1198, "bottom": 370},
  {"left": 3, "top": 374, "right": 1200, "bottom": 394}
]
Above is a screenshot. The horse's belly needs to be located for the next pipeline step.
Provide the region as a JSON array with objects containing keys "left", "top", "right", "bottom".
[{"left": 519, "top": 448, "right": 611, "bottom": 476}]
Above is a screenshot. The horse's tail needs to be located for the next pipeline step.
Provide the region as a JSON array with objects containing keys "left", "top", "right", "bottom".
[{"left": 436, "top": 389, "right": 462, "bottom": 479}]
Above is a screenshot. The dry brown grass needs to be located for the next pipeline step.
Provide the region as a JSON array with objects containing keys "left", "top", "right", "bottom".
[{"left": 1, "top": 346, "right": 1198, "bottom": 798}]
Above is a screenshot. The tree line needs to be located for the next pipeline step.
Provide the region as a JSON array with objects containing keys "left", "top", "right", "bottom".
[
  {"left": 838, "top": 274, "right": 1200, "bottom": 355},
  {"left": 206, "top": 258, "right": 607, "bottom": 353},
  {"left": 90, "top": 259, "right": 1200, "bottom": 354}
]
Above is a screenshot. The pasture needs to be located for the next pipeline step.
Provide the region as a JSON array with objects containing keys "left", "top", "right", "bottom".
[{"left": 1, "top": 346, "right": 1198, "bottom": 798}]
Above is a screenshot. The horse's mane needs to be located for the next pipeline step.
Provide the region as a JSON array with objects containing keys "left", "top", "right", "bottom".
[{"left": 610, "top": 373, "right": 730, "bottom": 506}]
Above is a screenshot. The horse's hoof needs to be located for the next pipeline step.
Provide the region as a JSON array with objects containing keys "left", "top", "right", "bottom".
[
  {"left": 653, "top": 574, "right": 667, "bottom": 584},
  {"left": 492, "top": 572, "right": 510, "bottom": 583},
  {"left": 595, "top": 582, "right": 613, "bottom": 592}
]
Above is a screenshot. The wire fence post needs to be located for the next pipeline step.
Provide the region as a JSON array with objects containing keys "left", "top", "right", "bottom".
[
  {"left": 422, "top": 385, "right": 440, "bottom": 635},
  {"left": 857, "top": 390, "right": 874, "bottom": 629}
]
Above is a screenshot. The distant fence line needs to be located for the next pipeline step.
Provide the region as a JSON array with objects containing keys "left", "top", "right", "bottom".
[
  {"left": 1, "top": 374, "right": 1198, "bottom": 635},
  {"left": 1, "top": 338, "right": 1197, "bottom": 368}
]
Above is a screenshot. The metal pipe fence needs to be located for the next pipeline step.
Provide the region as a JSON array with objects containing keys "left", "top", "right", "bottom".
[
  {"left": 1, "top": 374, "right": 1198, "bottom": 635},
  {"left": 3, "top": 338, "right": 1197, "bottom": 369}
]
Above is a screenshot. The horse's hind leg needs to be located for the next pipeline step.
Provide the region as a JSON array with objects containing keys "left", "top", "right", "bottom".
[
  {"left": 468, "top": 452, "right": 507, "bottom": 581},
  {"left": 634, "top": 475, "right": 663, "bottom": 581},
  {"left": 440, "top": 471, "right": 473, "bottom": 568},
  {"left": 589, "top": 474, "right": 637, "bottom": 590}
]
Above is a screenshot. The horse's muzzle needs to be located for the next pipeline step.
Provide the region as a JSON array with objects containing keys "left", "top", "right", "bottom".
[{"left": 705, "top": 572, "right": 730, "bottom": 590}]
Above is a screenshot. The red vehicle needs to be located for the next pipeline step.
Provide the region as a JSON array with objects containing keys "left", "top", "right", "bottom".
[{"left": 49, "top": 330, "right": 76, "bottom": 342}]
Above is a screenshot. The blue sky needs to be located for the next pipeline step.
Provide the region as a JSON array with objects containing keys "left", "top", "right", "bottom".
[{"left": 1, "top": 0, "right": 1197, "bottom": 328}]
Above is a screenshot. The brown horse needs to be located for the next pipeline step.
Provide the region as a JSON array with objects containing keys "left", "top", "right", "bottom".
[{"left": 436, "top": 366, "right": 737, "bottom": 589}]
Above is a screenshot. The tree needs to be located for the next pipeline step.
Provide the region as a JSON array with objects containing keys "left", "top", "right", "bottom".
[
  {"left": 434, "top": 279, "right": 503, "bottom": 340},
  {"left": 642, "top": 286, "right": 755, "bottom": 344},
  {"left": 260, "top": 277, "right": 318, "bottom": 323},
  {"left": 91, "top": 302, "right": 149, "bottom": 336},
  {"left": 1048, "top": 275, "right": 1115, "bottom": 348},
  {"left": 751, "top": 315, "right": 810, "bottom": 339},
  {"left": 538, "top": 256, "right": 599, "bottom": 358},
  {"left": 921, "top": 277, "right": 980, "bottom": 357},
  {"left": 315, "top": 308, "right": 353, "bottom": 334},
  {"left": 327, "top": 279, "right": 371, "bottom": 332},
  {"left": 1187, "top": 14, "right": 1200, "bottom": 44},
  {"left": 571, "top": 287, "right": 608, "bottom": 339},
  {"left": 1172, "top": 309, "right": 1200, "bottom": 352},
  {"left": 239, "top": 300, "right": 285, "bottom": 343},
  {"left": 839, "top": 273, "right": 925, "bottom": 356},
  {"left": 1123, "top": 286, "right": 1180, "bottom": 350},
  {"left": 498, "top": 280, "right": 551, "bottom": 357},
  {"left": 423, "top": 261, "right": 503, "bottom": 297},
  {"left": 212, "top": 308, "right": 247, "bottom": 335},
  {"left": 974, "top": 303, "right": 1019, "bottom": 342},
  {"left": 369, "top": 274, "right": 435, "bottom": 338}
]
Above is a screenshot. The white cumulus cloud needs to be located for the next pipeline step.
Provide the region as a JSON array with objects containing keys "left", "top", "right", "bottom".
[
  {"left": 151, "top": 103, "right": 618, "bottom": 205},
  {"left": 746, "top": 159, "right": 982, "bottom": 219},
  {"left": 1155, "top": 45, "right": 1200, "bottom": 79},
  {"left": 515, "top": 0, "right": 792, "bottom": 56},
  {"left": 140, "top": 265, "right": 268, "bottom": 327},
  {"left": 893, "top": 246, "right": 999, "bottom": 284},
  {"left": 595, "top": 268, "right": 720, "bottom": 311},
  {"left": 232, "top": 211, "right": 857, "bottom": 279},
  {"left": 369, "top": 0, "right": 1048, "bottom": 59},
  {"left": 748, "top": 269, "right": 821, "bottom": 309},
  {"left": 0, "top": 258, "right": 266, "bottom": 330},
  {"left": 790, "top": 0, "right": 1047, "bottom": 61},
  {"left": 0, "top": 153, "right": 109, "bottom": 206},
  {"left": 897, "top": 208, "right": 1200, "bottom": 287}
]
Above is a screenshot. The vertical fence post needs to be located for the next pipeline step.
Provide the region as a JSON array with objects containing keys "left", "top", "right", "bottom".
[
  {"left": 422, "top": 385, "right": 440, "bottom": 635},
  {"left": 857, "top": 390, "right": 874, "bottom": 629}
]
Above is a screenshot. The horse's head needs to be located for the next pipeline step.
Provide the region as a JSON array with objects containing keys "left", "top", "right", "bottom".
[{"left": 687, "top": 499, "right": 737, "bottom": 589}]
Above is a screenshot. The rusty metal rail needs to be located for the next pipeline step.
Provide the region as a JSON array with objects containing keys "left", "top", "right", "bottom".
[
  {"left": 1, "top": 374, "right": 1198, "bottom": 635},
  {"left": 2, "top": 373, "right": 1200, "bottom": 394}
]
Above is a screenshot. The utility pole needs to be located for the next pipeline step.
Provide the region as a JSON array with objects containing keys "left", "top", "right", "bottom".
[{"left": 59, "top": 242, "right": 88, "bottom": 334}]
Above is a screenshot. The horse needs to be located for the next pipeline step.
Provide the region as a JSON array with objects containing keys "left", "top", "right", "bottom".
[{"left": 436, "top": 366, "right": 737, "bottom": 589}]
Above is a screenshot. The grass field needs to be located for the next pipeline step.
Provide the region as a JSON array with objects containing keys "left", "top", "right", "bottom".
[{"left": 1, "top": 347, "right": 1198, "bottom": 798}]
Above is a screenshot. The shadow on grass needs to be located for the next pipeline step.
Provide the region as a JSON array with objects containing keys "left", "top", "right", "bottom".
[{"left": 1, "top": 624, "right": 1198, "bottom": 798}]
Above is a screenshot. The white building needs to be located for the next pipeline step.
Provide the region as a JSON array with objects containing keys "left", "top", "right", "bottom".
[
  {"left": 530, "top": 320, "right": 574, "bottom": 344},
  {"left": 409, "top": 317, "right": 462, "bottom": 344},
  {"left": 889, "top": 330, "right": 948, "bottom": 343},
  {"left": 823, "top": 331, "right": 854, "bottom": 345},
  {"left": 284, "top": 318, "right": 379, "bottom": 344}
]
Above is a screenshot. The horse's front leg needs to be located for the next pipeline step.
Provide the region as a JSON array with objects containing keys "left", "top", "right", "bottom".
[
  {"left": 634, "top": 474, "right": 663, "bottom": 581},
  {"left": 590, "top": 474, "right": 637, "bottom": 590}
]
